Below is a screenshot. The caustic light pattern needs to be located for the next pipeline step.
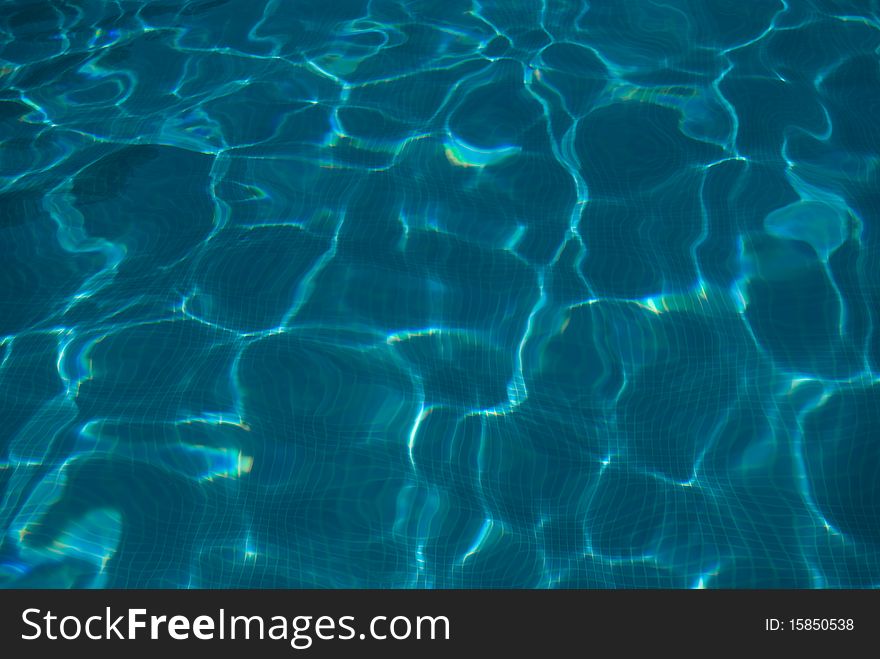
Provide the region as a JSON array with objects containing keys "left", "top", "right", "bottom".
[{"left": 1, "top": 0, "right": 879, "bottom": 589}]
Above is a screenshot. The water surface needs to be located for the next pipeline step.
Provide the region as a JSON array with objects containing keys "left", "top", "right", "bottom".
[{"left": 1, "top": 0, "right": 879, "bottom": 588}]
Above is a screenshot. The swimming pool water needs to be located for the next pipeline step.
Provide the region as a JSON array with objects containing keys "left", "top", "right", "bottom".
[{"left": 1, "top": 0, "right": 879, "bottom": 588}]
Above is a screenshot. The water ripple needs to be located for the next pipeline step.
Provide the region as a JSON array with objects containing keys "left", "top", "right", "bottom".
[{"left": 1, "top": 0, "right": 879, "bottom": 589}]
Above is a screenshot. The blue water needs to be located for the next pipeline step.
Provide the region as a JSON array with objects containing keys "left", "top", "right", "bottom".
[{"left": 1, "top": 0, "right": 879, "bottom": 589}]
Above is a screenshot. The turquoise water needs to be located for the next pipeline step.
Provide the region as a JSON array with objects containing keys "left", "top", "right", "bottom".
[{"left": 1, "top": 0, "right": 879, "bottom": 589}]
